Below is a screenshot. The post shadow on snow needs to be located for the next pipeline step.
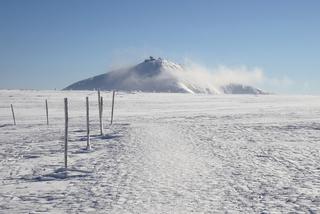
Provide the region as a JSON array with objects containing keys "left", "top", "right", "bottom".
[
  {"left": 251, "top": 122, "right": 320, "bottom": 131},
  {"left": 20, "top": 123, "right": 130, "bottom": 182},
  {"left": 70, "top": 133, "right": 123, "bottom": 154},
  {"left": 71, "top": 123, "right": 129, "bottom": 131},
  {"left": 72, "top": 123, "right": 129, "bottom": 142},
  {"left": 7, "top": 123, "right": 51, "bottom": 128},
  {"left": 72, "top": 123, "right": 129, "bottom": 136},
  {"left": 70, "top": 132, "right": 124, "bottom": 144},
  {"left": 22, "top": 154, "right": 41, "bottom": 159},
  {"left": 73, "top": 129, "right": 86, "bottom": 133},
  {"left": 92, "top": 133, "right": 123, "bottom": 140},
  {"left": 21, "top": 168, "right": 93, "bottom": 182},
  {"left": 70, "top": 123, "right": 129, "bottom": 155},
  {"left": 72, "top": 147, "right": 96, "bottom": 154},
  {"left": 111, "top": 123, "right": 130, "bottom": 126},
  {"left": 0, "top": 124, "right": 12, "bottom": 128},
  {"left": 283, "top": 123, "right": 320, "bottom": 131}
]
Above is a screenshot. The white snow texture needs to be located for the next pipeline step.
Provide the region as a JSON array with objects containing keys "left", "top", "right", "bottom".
[{"left": 0, "top": 90, "right": 319, "bottom": 213}]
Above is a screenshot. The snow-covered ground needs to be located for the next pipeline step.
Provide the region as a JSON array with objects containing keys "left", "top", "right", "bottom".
[{"left": 0, "top": 90, "right": 320, "bottom": 213}]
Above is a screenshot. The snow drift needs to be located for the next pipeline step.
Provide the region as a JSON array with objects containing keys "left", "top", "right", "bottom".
[{"left": 64, "top": 57, "right": 267, "bottom": 94}]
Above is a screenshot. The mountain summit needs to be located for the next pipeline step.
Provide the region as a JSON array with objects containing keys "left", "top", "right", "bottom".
[{"left": 64, "top": 57, "right": 267, "bottom": 94}]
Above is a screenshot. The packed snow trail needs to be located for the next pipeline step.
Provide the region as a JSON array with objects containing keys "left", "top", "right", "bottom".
[{"left": 0, "top": 90, "right": 320, "bottom": 213}]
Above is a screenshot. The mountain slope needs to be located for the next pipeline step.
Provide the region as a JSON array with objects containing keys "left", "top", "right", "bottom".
[
  {"left": 221, "top": 83, "right": 267, "bottom": 95},
  {"left": 65, "top": 57, "right": 189, "bottom": 93},
  {"left": 64, "top": 57, "right": 266, "bottom": 94}
]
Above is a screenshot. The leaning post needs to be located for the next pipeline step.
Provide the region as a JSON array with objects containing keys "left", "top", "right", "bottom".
[
  {"left": 110, "top": 90, "right": 115, "bottom": 125},
  {"left": 100, "top": 96, "right": 104, "bottom": 135},
  {"left": 45, "top": 99, "right": 49, "bottom": 125},
  {"left": 86, "top": 97, "right": 91, "bottom": 150},
  {"left": 98, "top": 89, "right": 101, "bottom": 115},
  {"left": 98, "top": 89, "right": 102, "bottom": 135},
  {"left": 64, "top": 98, "right": 68, "bottom": 169},
  {"left": 10, "top": 104, "right": 16, "bottom": 125}
]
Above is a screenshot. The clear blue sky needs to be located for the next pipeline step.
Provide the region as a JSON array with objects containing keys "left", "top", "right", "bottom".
[{"left": 1, "top": 0, "right": 319, "bottom": 94}]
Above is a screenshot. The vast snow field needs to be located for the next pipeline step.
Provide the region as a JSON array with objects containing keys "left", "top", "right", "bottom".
[{"left": 0, "top": 90, "right": 320, "bottom": 213}]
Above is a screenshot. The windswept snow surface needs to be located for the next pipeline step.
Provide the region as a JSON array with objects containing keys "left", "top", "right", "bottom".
[{"left": 0, "top": 90, "right": 319, "bottom": 213}]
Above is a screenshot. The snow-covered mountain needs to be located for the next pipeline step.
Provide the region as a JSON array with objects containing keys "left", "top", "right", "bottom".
[
  {"left": 221, "top": 83, "right": 266, "bottom": 94},
  {"left": 64, "top": 57, "right": 267, "bottom": 94}
]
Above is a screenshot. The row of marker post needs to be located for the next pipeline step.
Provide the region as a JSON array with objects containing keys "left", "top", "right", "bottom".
[
  {"left": 9, "top": 90, "right": 115, "bottom": 127},
  {"left": 10, "top": 99, "right": 49, "bottom": 126},
  {"left": 9, "top": 90, "right": 116, "bottom": 170},
  {"left": 63, "top": 90, "right": 116, "bottom": 169}
]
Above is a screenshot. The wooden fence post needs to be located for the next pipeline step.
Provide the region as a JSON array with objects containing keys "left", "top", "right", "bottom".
[
  {"left": 64, "top": 98, "right": 68, "bottom": 169},
  {"left": 100, "top": 96, "right": 104, "bottom": 135},
  {"left": 98, "top": 90, "right": 103, "bottom": 135},
  {"left": 86, "top": 97, "right": 91, "bottom": 150},
  {"left": 110, "top": 90, "right": 115, "bottom": 125},
  {"left": 98, "top": 89, "right": 101, "bottom": 116},
  {"left": 45, "top": 99, "right": 49, "bottom": 125},
  {"left": 10, "top": 104, "right": 16, "bottom": 125}
]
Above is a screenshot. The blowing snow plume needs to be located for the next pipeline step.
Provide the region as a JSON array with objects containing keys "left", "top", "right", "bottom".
[{"left": 64, "top": 57, "right": 268, "bottom": 94}]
